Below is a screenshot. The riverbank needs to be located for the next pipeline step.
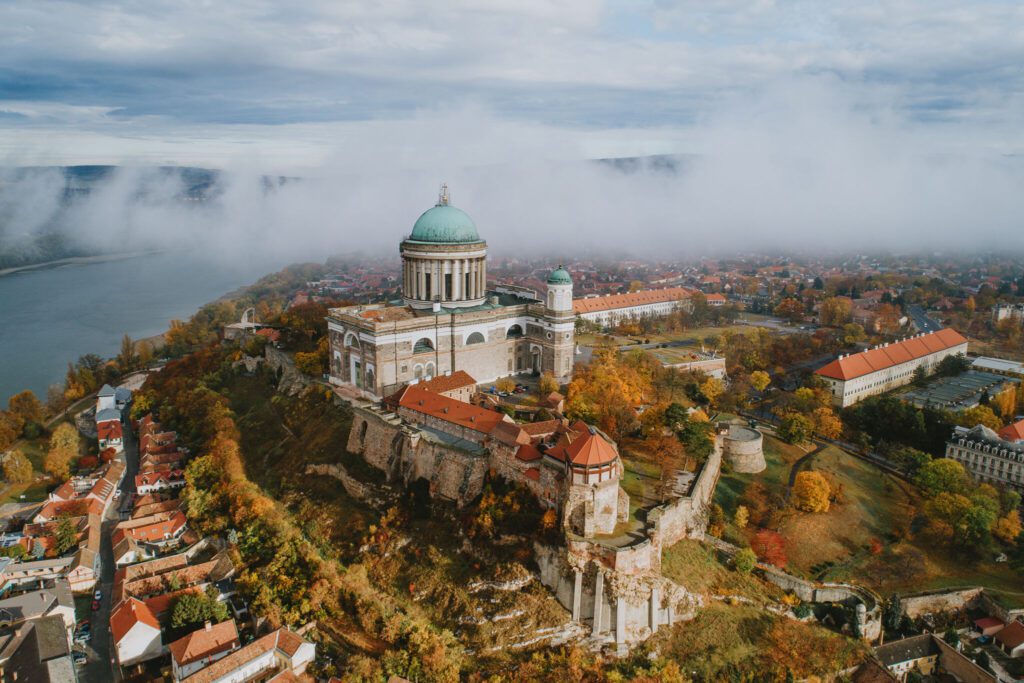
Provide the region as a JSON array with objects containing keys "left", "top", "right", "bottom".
[{"left": 0, "top": 250, "right": 161, "bottom": 278}]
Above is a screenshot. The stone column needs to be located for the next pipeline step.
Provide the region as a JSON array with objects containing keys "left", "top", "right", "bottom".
[
  {"left": 572, "top": 570, "right": 582, "bottom": 621},
  {"left": 417, "top": 261, "right": 425, "bottom": 301},
  {"left": 452, "top": 258, "right": 461, "bottom": 301},
  {"left": 592, "top": 571, "right": 604, "bottom": 634},
  {"left": 615, "top": 596, "right": 626, "bottom": 646}
]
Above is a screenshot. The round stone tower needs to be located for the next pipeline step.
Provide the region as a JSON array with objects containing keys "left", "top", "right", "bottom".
[
  {"left": 722, "top": 424, "right": 766, "bottom": 473},
  {"left": 401, "top": 184, "right": 487, "bottom": 310}
]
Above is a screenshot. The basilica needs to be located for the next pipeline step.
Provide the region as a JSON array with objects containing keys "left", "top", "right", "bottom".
[{"left": 327, "top": 186, "right": 576, "bottom": 398}]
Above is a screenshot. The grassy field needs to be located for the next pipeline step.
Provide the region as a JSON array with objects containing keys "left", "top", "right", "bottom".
[
  {"left": 0, "top": 433, "right": 55, "bottom": 505},
  {"left": 661, "top": 538, "right": 783, "bottom": 603},
  {"left": 713, "top": 433, "right": 1024, "bottom": 606},
  {"left": 650, "top": 602, "right": 867, "bottom": 680}
]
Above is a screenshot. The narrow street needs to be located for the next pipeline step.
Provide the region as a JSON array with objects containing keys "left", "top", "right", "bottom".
[{"left": 79, "top": 415, "right": 139, "bottom": 683}]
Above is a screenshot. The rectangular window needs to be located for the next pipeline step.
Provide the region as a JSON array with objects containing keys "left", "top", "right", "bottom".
[
  {"left": 424, "top": 273, "right": 432, "bottom": 297},
  {"left": 445, "top": 273, "right": 453, "bottom": 300}
]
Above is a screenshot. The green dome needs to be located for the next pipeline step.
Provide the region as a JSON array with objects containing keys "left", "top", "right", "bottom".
[
  {"left": 409, "top": 204, "right": 481, "bottom": 244},
  {"left": 548, "top": 265, "right": 572, "bottom": 285}
]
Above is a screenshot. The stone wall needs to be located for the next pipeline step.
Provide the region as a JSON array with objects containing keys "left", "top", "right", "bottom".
[
  {"left": 536, "top": 542, "right": 702, "bottom": 647},
  {"left": 346, "top": 403, "right": 489, "bottom": 505},
  {"left": 899, "top": 588, "right": 984, "bottom": 619},
  {"left": 648, "top": 443, "right": 722, "bottom": 548},
  {"left": 304, "top": 463, "right": 378, "bottom": 504}
]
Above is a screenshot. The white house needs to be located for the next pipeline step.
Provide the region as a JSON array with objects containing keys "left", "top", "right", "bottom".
[
  {"left": 573, "top": 287, "right": 694, "bottom": 327},
  {"left": 169, "top": 620, "right": 241, "bottom": 682},
  {"left": 179, "top": 627, "right": 314, "bottom": 683},
  {"left": 111, "top": 598, "right": 163, "bottom": 666}
]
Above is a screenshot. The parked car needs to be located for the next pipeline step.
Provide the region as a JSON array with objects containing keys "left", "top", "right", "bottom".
[
  {"left": 91, "top": 599, "right": 100, "bottom": 611},
  {"left": 74, "top": 632, "right": 91, "bottom": 645},
  {"left": 72, "top": 652, "right": 87, "bottom": 666},
  {"left": 114, "top": 489, "right": 121, "bottom": 499},
  {"left": 93, "top": 589, "right": 102, "bottom": 601}
]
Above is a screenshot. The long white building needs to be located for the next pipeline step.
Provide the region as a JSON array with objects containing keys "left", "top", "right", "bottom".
[
  {"left": 573, "top": 287, "right": 695, "bottom": 327},
  {"left": 815, "top": 328, "right": 969, "bottom": 408}
]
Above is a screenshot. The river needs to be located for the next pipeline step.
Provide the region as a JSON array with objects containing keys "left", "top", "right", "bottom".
[{"left": 0, "top": 250, "right": 285, "bottom": 400}]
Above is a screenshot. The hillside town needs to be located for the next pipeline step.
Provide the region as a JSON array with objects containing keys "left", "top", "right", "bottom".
[{"left": 2, "top": 191, "right": 1023, "bottom": 682}]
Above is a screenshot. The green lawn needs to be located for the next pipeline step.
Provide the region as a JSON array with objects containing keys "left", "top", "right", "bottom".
[
  {"left": 661, "top": 538, "right": 783, "bottom": 603},
  {"left": 715, "top": 434, "right": 803, "bottom": 519}
]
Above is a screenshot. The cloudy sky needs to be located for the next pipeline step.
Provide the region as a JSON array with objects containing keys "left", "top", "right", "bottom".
[
  {"left": 0, "top": 1, "right": 1022, "bottom": 256},
  {"left": 2, "top": 1, "right": 1023, "bottom": 167}
]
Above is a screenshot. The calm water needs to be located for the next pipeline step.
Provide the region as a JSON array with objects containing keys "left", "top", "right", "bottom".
[{"left": 0, "top": 251, "right": 281, "bottom": 400}]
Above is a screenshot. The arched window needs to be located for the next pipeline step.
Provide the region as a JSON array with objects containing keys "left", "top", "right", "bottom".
[
  {"left": 365, "top": 368, "right": 375, "bottom": 389},
  {"left": 414, "top": 364, "right": 424, "bottom": 379},
  {"left": 425, "top": 362, "right": 435, "bottom": 377},
  {"left": 466, "top": 332, "right": 485, "bottom": 345},
  {"left": 506, "top": 324, "right": 524, "bottom": 339},
  {"left": 344, "top": 332, "right": 358, "bottom": 347},
  {"left": 413, "top": 337, "right": 434, "bottom": 354}
]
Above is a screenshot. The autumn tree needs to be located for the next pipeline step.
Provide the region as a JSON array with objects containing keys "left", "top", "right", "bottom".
[
  {"left": 538, "top": 372, "right": 559, "bottom": 396},
  {"left": 117, "top": 334, "right": 136, "bottom": 373},
  {"left": 811, "top": 407, "right": 842, "bottom": 439},
  {"left": 774, "top": 298, "right": 805, "bottom": 324},
  {"left": 699, "top": 377, "right": 724, "bottom": 408},
  {"left": 750, "top": 370, "right": 771, "bottom": 393},
  {"left": 753, "top": 529, "right": 787, "bottom": 568},
  {"left": 777, "top": 413, "right": 814, "bottom": 445},
  {"left": 993, "top": 511, "right": 1022, "bottom": 545},
  {"left": 819, "top": 297, "right": 852, "bottom": 326},
  {"left": 0, "top": 412, "right": 22, "bottom": 451},
  {"left": 915, "top": 459, "right": 967, "bottom": 497},
  {"left": 495, "top": 378, "right": 517, "bottom": 393},
  {"left": 734, "top": 505, "right": 749, "bottom": 529},
  {"left": 734, "top": 548, "right": 757, "bottom": 573},
  {"left": 956, "top": 405, "right": 1002, "bottom": 431},
  {"left": 2, "top": 449, "right": 33, "bottom": 483},
  {"left": 793, "top": 471, "right": 831, "bottom": 512},
  {"left": 45, "top": 422, "right": 79, "bottom": 480},
  {"left": 8, "top": 390, "right": 43, "bottom": 426}
]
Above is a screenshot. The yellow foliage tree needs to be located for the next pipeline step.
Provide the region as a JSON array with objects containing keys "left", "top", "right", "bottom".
[
  {"left": 538, "top": 372, "right": 559, "bottom": 396},
  {"left": 700, "top": 378, "right": 724, "bottom": 408},
  {"left": 749, "top": 370, "right": 771, "bottom": 393},
  {"left": 793, "top": 471, "right": 831, "bottom": 512},
  {"left": 734, "top": 505, "right": 749, "bottom": 529},
  {"left": 956, "top": 405, "right": 1002, "bottom": 431},
  {"left": 811, "top": 407, "right": 843, "bottom": 439},
  {"left": 993, "top": 510, "right": 1022, "bottom": 545}
]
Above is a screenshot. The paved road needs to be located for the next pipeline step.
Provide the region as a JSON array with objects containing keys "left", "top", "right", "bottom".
[
  {"left": 79, "top": 416, "right": 138, "bottom": 683},
  {"left": 907, "top": 304, "right": 943, "bottom": 333}
]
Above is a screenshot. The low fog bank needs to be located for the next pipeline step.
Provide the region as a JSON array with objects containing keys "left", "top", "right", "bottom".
[{"left": 2, "top": 83, "right": 1022, "bottom": 265}]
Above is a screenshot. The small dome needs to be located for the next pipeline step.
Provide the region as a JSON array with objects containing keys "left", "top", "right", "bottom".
[
  {"left": 409, "top": 204, "right": 481, "bottom": 244},
  {"left": 547, "top": 265, "right": 572, "bottom": 285}
]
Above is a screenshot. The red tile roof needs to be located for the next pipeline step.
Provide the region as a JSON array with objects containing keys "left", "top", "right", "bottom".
[
  {"left": 98, "top": 420, "right": 123, "bottom": 441},
  {"left": 999, "top": 418, "right": 1024, "bottom": 442},
  {"left": 415, "top": 370, "right": 477, "bottom": 395},
  {"left": 573, "top": 287, "right": 694, "bottom": 314},
  {"left": 144, "top": 586, "right": 201, "bottom": 616},
  {"left": 815, "top": 329, "right": 968, "bottom": 381},
  {"left": 515, "top": 444, "right": 543, "bottom": 462},
  {"left": 996, "top": 620, "right": 1024, "bottom": 649},
  {"left": 546, "top": 422, "right": 619, "bottom": 467},
  {"left": 395, "top": 385, "right": 508, "bottom": 434},
  {"left": 169, "top": 620, "right": 240, "bottom": 667},
  {"left": 110, "top": 598, "right": 160, "bottom": 643}
]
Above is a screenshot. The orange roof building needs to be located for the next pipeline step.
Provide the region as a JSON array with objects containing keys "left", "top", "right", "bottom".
[
  {"left": 573, "top": 287, "right": 694, "bottom": 324},
  {"left": 170, "top": 620, "right": 241, "bottom": 681},
  {"left": 999, "top": 418, "right": 1024, "bottom": 443},
  {"left": 392, "top": 385, "right": 511, "bottom": 440},
  {"left": 815, "top": 329, "right": 969, "bottom": 407}
]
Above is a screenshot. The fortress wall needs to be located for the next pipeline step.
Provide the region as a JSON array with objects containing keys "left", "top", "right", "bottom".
[
  {"left": 648, "top": 445, "right": 722, "bottom": 548},
  {"left": 347, "top": 408, "right": 403, "bottom": 476},
  {"left": 900, "top": 588, "right": 985, "bottom": 619}
]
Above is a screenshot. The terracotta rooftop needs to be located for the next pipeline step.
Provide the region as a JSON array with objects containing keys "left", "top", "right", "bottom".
[
  {"left": 182, "top": 628, "right": 309, "bottom": 683},
  {"left": 815, "top": 328, "right": 968, "bottom": 381},
  {"left": 573, "top": 287, "right": 694, "bottom": 314},
  {"left": 546, "top": 422, "right": 619, "bottom": 467},
  {"left": 996, "top": 620, "right": 1024, "bottom": 649},
  {"left": 169, "top": 619, "right": 240, "bottom": 667},
  {"left": 415, "top": 370, "right": 477, "bottom": 395},
  {"left": 395, "top": 385, "right": 509, "bottom": 434},
  {"left": 999, "top": 418, "right": 1024, "bottom": 443},
  {"left": 110, "top": 598, "right": 160, "bottom": 643}
]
